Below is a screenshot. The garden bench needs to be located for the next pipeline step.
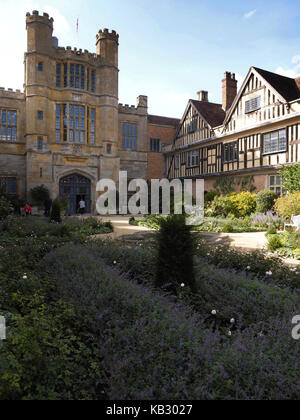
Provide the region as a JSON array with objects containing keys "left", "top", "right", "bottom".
[{"left": 284, "top": 215, "right": 300, "bottom": 232}]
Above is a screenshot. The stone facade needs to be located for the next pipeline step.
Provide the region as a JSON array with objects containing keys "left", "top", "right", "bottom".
[{"left": 0, "top": 11, "right": 177, "bottom": 214}]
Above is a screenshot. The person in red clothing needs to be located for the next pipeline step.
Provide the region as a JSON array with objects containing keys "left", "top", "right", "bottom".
[{"left": 24, "top": 203, "right": 32, "bottom": 216}]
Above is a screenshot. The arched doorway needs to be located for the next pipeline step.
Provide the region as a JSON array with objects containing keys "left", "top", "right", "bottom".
[{"left": 59, "top": 173, "right": 91, "bottom": 215}]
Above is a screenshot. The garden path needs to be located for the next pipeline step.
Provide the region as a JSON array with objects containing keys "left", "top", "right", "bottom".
[{"left": 89, "top": 215, "right": 300, "bottom": 266}]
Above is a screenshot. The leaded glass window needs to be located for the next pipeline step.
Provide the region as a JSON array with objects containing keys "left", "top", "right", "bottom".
[
  {"left": 0, "top": 109, "right": 17, "bottom": 141},
  {"left": 122, "top": 122, "right": 137, "bottom": 150}
]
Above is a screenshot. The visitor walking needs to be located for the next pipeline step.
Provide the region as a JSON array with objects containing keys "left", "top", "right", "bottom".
[
  {"left": 44, "top": 196, "right": 52, "bottom": 217},
  {"left": 78, "top": 198, "right": 86, "bottom": 215}
]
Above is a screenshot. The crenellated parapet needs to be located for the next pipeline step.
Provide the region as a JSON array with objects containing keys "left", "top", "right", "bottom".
[
  {"left": 96, "top": 29, "right": 119, "bottom": 44},
  {"left": 118, "top": 103, "right": 139, "bottom": 114},
  {"left": 0, "top": 87, "right": 25, "bottom": 100},
  {"left": 26, "top": 10, "right": 54, "bottom": 29},
  {"left": 55, "top": 46, "right": 103, "bottom": 65}
]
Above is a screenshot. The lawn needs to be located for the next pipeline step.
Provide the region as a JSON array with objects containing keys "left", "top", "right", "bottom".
[{"left": 0, "top": 215, "right": 299, "bottom": 400}]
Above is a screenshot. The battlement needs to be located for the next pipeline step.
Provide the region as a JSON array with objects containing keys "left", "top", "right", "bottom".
[
  {"left": 0, "top": 87, "right": 25, "bottom": 100},
  {"left": 118, "top": 103, "right": 138, "bottom": 113},
  {"left": 55, "top": 46, "right": 103, "bottom": 64},
  {"left": 26, "top": 10, "right": 54, "bottom": 29},
  {"left": 96, "top": 29, "right": 119, "bottom": 43}
]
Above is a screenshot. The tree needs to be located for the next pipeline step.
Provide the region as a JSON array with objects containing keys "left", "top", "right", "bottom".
[
  {"left": 279, "top": 164, "right": 300, "bottom": 194},
  {"left": 30, "top": 185, "right": 50, "bottom": 206},
  {"left": 155, "top": 214, "right": 197, "bottom": 294}
]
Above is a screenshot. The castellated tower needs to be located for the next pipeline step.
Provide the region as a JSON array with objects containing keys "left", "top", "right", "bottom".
[{"left": 24, "top": 10, "right": 120, "bottom": 214}]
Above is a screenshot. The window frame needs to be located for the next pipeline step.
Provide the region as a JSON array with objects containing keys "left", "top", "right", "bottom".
[
  {"left": 245, "top": 96, "right": 261, "bottom": 114},
  {"left": 56, "top": 104, "right": 96, "bottom": 144},
  {"left": 186, "top": 149, "right": 200, "bottom": 168},
  {"left": 0, "top": 176, "right": 17, "bottom": 195},
  {"left": 262, "top": 128, "right": 287, "bottom": 155},
  {"left": 150, "top": 137, "right": 161, "bottom": 153},
  {"left": 269, "top": 174, "right": 282, "bottom": 196},
  {"left": 37, "top": 137, "right": 43, "bottom": 150},
  {"left": 0, "top": 109, "right": 17, "bottom": 142},
  {"left": 223, "top": 142, "right": 238, "bottom": 163},
  {"left": 122, "top": 122, "right": 137, "bottom": 151}
]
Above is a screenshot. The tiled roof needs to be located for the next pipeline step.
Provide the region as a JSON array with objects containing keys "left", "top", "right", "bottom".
[
  {"left": 190, "top": 100, "right": 225, "bottom": 128},
  {"left": 254, "top": 67, "right": 300, "bottom": 102},
  {"left": 148, "top": 114, "right": 180, "bottom": 127}
]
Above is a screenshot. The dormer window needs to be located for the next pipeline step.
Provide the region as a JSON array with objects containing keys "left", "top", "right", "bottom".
[{"left": 245, "top": 96, "right": 261, "bottom": 113}]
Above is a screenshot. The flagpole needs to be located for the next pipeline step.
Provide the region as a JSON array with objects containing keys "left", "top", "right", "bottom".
[{"left": 76, "top": 17, "right": 79, "bottom": 45}]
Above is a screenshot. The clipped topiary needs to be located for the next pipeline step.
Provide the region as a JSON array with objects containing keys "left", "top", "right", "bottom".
[
  {"left": 155, "top": 214, "right": 197, "bottom": 294},
  {"left": 256, "top": 190, "right": 278, "bottom": 213},
  {"left": 50, "top": 199, "right": 61, "bottom": 223}
]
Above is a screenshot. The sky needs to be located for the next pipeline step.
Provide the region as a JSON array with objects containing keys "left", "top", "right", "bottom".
[{"left": 0, "top": 0, "right": 300, "bottom": 118}]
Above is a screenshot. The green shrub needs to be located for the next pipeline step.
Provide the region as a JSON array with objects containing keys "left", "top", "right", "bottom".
[
  {"left": 204, "top": 190, "right": 220, "bottom": 203},
  {"left": 285, "top": 232, "right": 300, "bottom": 250},
  {"left": 222, "top": 223, "right": 234, "bottom": 233},
  {"left": 139, "top": 214, "right": 165, "bottom": 230},
  {"left": 266, "top": 226, "right": 277, "bottom": 235},
  {"left": 230, "top": 191, "right": 257, "bottom": 217},
  {"left": 50, "top": 200, "right": 61, "bottom": 223},
  {"left": 267, "top": 234, "right": 283, "bottom": 251},
  {"left": 0, "top": 196, "right": 11, "bottom": 220},
  {"left": 274, "top": 191, "right": 300, "bottom": 219},
  {"left": 54, "top": 196, "right": 68, "bottom": 213},
  {"left": 256, "top": 190, "right": 278, "bottom": 213},
  {"left": 155, "top": 214, "right": 197, "bottom": 293},
  {"left": 210, "top": 192, "right": 256, "bottom": 218},
  {"left": 129, "top": 216, "right": 139, "bottom": 226},
  {"left": 30, "top": 185, "right": 50, "bottom": 206},
  {"left": 210, "top": 195, "right": 235, "bottom": 217},
  {"left": 279, "top": 164, "right": 300, "bottom": 193}
]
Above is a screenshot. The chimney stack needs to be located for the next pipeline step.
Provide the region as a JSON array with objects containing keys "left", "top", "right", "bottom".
[
  {"left": 197, "top": 90, "right": 208, "bottom": 102},
  {"left": 222, "top": 72, "right": 237, "bottom": 111},
  {"left": 295, "top": 76, "right": 300, "bottom": 92}
]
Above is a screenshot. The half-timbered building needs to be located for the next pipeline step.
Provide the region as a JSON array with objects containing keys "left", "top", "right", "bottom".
[{"left": 165, "top": 67, "right": 300, "bottom": 194}]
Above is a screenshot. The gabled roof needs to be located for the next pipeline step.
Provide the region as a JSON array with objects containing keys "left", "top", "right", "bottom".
[
  {"left": 148, "top": 114, "right": 180, "bottom": 127},
  {"left": 253, "top": 67, "right": 300, "bottom": 102},
  {"left": 190, "top": 100, "right": 225, "bottom": 128},
  {"left": 225, "top": 66, "right": 300, "bottom": 124}
]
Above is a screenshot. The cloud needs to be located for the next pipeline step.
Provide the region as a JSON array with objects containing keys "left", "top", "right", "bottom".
[
  {"left": 275, "top": 55, "right": 300, "bottom": 78},
  {"left": 244, "top": 9, "right": 257, "bottom": 19},
  {"left": 291, "top": 55, "right": 300, "bottom": 65},
  {"left": 44, "top": 5, "right": 71, "bottom": 36},
  {"left": 0, "top": 1, "right": 71, "bottom": 90}
]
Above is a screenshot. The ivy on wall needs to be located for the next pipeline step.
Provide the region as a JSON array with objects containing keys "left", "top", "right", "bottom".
[
  {"left": 214, "top": 175, "right": 256, "bottom": 194},
  {"left": 279, "top": 164, "right": 300, "bottom": 194}
]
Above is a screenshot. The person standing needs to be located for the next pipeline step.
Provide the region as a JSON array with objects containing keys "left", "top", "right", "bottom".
[
  {"left": 24, "top": 203, "right": 32, "bottom": 216},
  {"left": 44, "top": 196, "right": 52, "bottom": 217},
  {"left": 79, "top": 197, "right": 86, "bottom": 215}
]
